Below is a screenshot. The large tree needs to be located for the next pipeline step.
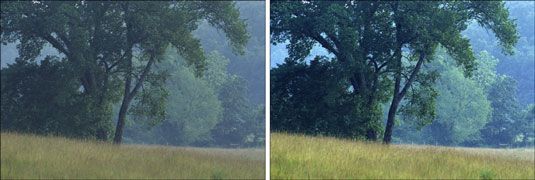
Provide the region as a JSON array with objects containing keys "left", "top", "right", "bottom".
[
  {"left": 418, "top": 50, "right": 491, "bottom": 146},
  {"left": 479, "top": 75, "right": 522, "bottom": 147},
  {"left": 271, "top": 1, "right": 517, "bottom": 143},
  {"left": 1, "top": 58, "right": 104, "bottom": 138},
  {"left": 271, "top": 57, "right": 367, "bottom": 138},
  {"left": 1, "top": 1, "right": 248, "bottom": 143}
]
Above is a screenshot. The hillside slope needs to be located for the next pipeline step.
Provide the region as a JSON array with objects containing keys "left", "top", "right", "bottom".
[
  {"left": 1, "top": 133, "right": 264, "bottom": 179},
  {"left": 271, "top": 133, "right": 534, "bottom": 179}
]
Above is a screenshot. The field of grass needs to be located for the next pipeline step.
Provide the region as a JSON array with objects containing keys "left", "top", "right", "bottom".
[
  {"left": 1, "top": 133, "right": 264, "bottom": 179},
  {"left": 271, "top": 133, "right": 534, "bottom": 179}
]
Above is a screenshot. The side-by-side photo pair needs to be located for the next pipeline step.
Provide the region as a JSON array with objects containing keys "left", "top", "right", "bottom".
[{"left": 1, "top": 1, "right": 534, "bottom": 179}]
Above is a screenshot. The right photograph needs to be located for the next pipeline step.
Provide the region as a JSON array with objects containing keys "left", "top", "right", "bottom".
[{"left": 270, "top": 1, "right": 534, "bottom": 179}]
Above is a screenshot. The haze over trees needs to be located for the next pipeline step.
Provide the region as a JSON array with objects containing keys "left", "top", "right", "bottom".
[
  {"left": 1, "top": 1, "right": 265, "bottom": 148},
  {"left": 271, "top": 1, "right": 533, "bottom": 146}
]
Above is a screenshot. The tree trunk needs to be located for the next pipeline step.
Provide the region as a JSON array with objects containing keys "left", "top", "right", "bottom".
[
  {"left": 383, "top": 53, "right": 425, "bottom": 144},
  {"left": 80, "top": 68, "right": 111, "bottom": 141},
  {"left": 112, "top": 54, "right": 155, "bottom": 144},
  {"left": 350, "top": 78, "right": 379, "bottom": 141},
  {"left": 383, "top": 2, "right": 403, "bottom": 144},
  {"left": 113, "top": 97, "right": 132, "bottom": 144},
  {"left": 95, "top": 73, "right": 110, "bottom": 141},
  {"left": 384, "top": 97, "right": 400, "bottom": 144},
  {"left": 365, "top": 92, "right": 379, "bottom": 141}
]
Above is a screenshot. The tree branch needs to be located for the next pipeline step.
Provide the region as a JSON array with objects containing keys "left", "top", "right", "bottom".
[
  {"left": 398, "top": 53, "right": 425, "bottom": 99},
  {"left": 40, "top": 33, "right": 70, "bottom": 58},
  {"left": 310, "top": 33, "right": 340, "bottom": 59},
  {"left": 128, "top": 53, "right": 156, "bottom": 100}
]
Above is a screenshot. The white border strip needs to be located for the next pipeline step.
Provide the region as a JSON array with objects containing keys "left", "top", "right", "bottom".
[{"left": 265, "top": 0, "right": 271, "bottom": 179}]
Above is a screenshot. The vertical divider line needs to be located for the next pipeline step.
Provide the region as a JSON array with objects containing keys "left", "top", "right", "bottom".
[{"left": 265, "top": 0, "right": 271, "bottom": 179}]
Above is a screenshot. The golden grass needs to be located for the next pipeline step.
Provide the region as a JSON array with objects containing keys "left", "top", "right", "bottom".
[
  {"left": 1, "top": 132, "right": 264, "bottom": 179},
  {"left": 271, "top": 133, "right": 535, "bottom": 179}
]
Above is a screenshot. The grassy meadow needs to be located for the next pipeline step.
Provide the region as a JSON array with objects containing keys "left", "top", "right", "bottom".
[
  {"left": 271, "top": 133, "right": 535, "bottom": 179},
  {"left": 0, "top": 132, "right": 264, "bottom": 179}
]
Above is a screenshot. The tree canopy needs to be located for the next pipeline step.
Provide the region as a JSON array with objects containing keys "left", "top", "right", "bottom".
[
  {"left": 1, "top": 1, "right": 249, "bottom": 144},
  {"left": 271, "top": 1, "right": 518, "bottom": 143}
]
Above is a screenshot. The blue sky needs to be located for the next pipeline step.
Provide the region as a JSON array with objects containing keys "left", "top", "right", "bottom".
[{"left": 270, "top": 43, "right": 331, "bottom": 68}]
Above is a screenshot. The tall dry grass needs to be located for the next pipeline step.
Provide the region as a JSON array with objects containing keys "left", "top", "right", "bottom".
[
  {"left": 1, "top": 132, "right": 264, "bottom": 179},
  {"left": 271, "top": 133, "right": 534, "bottom": 179}
]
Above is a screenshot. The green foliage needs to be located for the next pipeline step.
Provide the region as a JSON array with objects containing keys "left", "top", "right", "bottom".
[
  {"left": 202, "top": 51, "right": 265, "bottom": 147},
  {"left": 128, "top": 63, "right": 169, "bottom": 127},
  {"left": 395, "top": 48, "right": 492, "bottom": 146},
  {"left": 124, "top": 48, "right": 222, "bottom": 146},
  {"left": 190, "top": 2, "right": 267, "bottom": 147},
  {"left": 271, "top": 58, "right": 372, "bottom": 139},
  {"left": 122, "top": 49, "right": 263, "bottom": 147},
  {"left": 395, "top": 47, "right": 532, "bottom": 147},
  {"left": 464, "top": 2, "right": 534, "bottom": 105},
  {"left": 1, "top": 1, "right": 249, "bottom": 143},
  {"left": 246, "top": 105, "right": 266, "bottom": 147},
  {"left": 271, "top": 1, "right": 518, "bottom": 142},
  {"left": 162, "top": 55, "right": 222, "bottom": 145},
  {"left": 203, "top": 52, "right": 232, "bottom": 91},
  {"left": 471, "top": 51, "right": 499, "bottom": 92},
  {"left": 209, "top": 76, "right": 249, "bottom": 146},
  {"left": 514, "top": 105, "right": 535, "bottom": 146},
  {"left": 211, "top": 169, "right": 225, "bottom": 180},
  {"left": 480, "top": 169, "right": 496, "bottom": 180},
  {"left": 398, "top": 54, "right": 440, "bottom": 129},
  {"left": 195, "top": 2, "right": 266, "bottom": 105},
  {"left": 429, "top": 64, "right": 491, "bottom": 145},
  {"left": 479, "top": 75, "right": 522, "bottom": 147},
  {"left": 0, "top": 58, "right": 111, "bottom": 139}
]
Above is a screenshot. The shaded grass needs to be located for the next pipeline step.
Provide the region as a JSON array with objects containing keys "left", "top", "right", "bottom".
[
  {"left": 1, "top": 132, "right": 264, "bottom": 179},
  {"left": 271, "top": 133, "right": 534, "bottom": 179}
]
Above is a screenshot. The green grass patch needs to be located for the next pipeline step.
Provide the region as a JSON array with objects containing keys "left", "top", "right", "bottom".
[
  {"left": 1, "top": 132, "right": 264, "bottom": 179},
  {"left": 271, "top": 133, "right": 534, "bottom": 179}
]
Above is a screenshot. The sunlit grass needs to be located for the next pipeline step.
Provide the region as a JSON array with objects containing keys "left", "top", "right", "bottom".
[
  {"left": 271, "top": 133, "right": 534, "bottom": 179},
  {"left": 1, "top": 132, "right": 264, "bottom": 179}
]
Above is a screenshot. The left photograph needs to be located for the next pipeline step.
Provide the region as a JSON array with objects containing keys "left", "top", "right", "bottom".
[{"left": 0, "top": 1, "right": 265, "bottom": 179}]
